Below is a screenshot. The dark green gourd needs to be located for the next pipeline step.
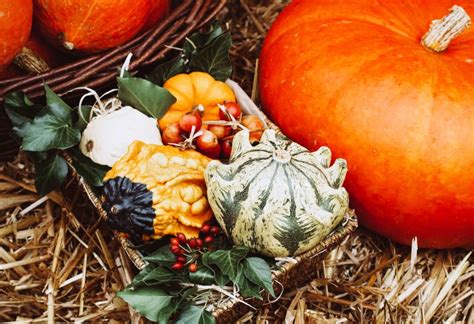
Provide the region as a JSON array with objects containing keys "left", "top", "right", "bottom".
[{"left": 205, "top": 129, "right": 349, "bottom": 257}]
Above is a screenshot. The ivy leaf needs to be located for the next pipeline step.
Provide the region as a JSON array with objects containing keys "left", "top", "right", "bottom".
[
  {"left": 144, "top": 245, "right": 177, "bottom": 268},
  {"left": 117, "top": 288, "right": 174, "bottom": 322},
  {"left": 117, "top": 77, "right": 176, "bottom": 119},
  {"left": 215, "top": 272, "right": 230, "bottom": 287},
  {"left": 141, "top": 267, "right": 183, "bottom": 286},
  {"left": 68, "top": 148, "right": 109, "bottom": 187},
  {"left": 242, "top": 257, "right": 275, "bottom": 297},
  {"left": 183, "top": 23, "right": 225, "bottom": 56},
  {"left": 157, "top": 288, "right": 196, "bottom": 324},
  {"left": 4, "top": 91, "right": 42, "bottom": 127},
  {"left": 235, "top": 267, "right": 262, "bottom": 300},
  {"left": 4, "top": 91, "right": 43, "bottom": 139},
  {"left": 147, "top": 57, "right": 186, "bottom": 86},
  {"left": 21, "top": 85, "right": 81, "bottom": 152},
  {"left": 176, "top": 305, "right": 215, "bottom": 324},
  {"left": 189, "top": 32, "right": 232, "bottom": 81},
  {"left": 35, "top": 154, "right": 68, "bottom": 196},
  {"left": 74, "top": 105, "right": 92, "bottom": 132},
  {"left": 127, "top": 264, "right": 156, "bottom": 289},
  {"left": 203, "top": 246, "right": 248, "bottom": 281},
  {"left": 189, "top": 266, "right": 214, "bottom": 285}
]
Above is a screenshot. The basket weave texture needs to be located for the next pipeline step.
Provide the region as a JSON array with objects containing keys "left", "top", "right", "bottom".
[
  {"left": 0, "top": 0, "right": 226, "bottom": 161},
  {"left": 70, "top": 112, "right": 358, "bottom": 323}
]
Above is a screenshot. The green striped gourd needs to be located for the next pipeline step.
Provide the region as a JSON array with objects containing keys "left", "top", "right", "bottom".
[{"left": 204, "top": 129, "right": 349, "bottom": 257}]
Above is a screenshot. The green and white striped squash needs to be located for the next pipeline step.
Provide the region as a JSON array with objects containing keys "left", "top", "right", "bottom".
[{"left": 204, "top": 129, "right": 349, "bottom": 257}]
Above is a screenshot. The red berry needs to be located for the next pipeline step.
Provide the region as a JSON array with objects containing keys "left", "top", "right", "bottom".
[
  {"left": 189, "top": 263, "right": 198, "bottom": 273},
  {"left": 176, "top": 256, "right": 186, "bottom": 264},
  {"left": 219, "top": 102, "right": 242, "bottom": 121},
  {"left": 170, "top": 245, "right": 181, "bottom": 255},
  {"left": 196, "top": 238, "right": 203, "bottom": 248},
  {"left": 162, "top": 123, "right": 183, "bottom": 145},
  {"left": 170, "top": 238, "right": 179, "bottom": 246},
  {"left": 171, "top": 263, "right": 184, "bottom": 271},
  {"left": 241, "top": 115, "right": 264, "bottom": 143},
  {"left": 210, "top": 226, "right": 220, "bottom": 235},
  {"left": 188, "top": 238, "right": 197, "bottom": 249},
  {"left": 179, "top": 112, "right": 202, "bottom": 134},
  {"left": 204, "top": 236, "right": 214, "bottom": 244},
  {"left": 209, "top": 125, "right": 232, "bottom": 139},
  {"left": 220, "top": 139, "right": 233, "bottom": 159},
  {"left": 201, "top": 224, "right": 211, "bottom": 234},
  {"left": 196, "top": 130, "right": 220, "bottom": 158},
  {"left": 177, "top": 233, "right": 186, "bottom": 244}
]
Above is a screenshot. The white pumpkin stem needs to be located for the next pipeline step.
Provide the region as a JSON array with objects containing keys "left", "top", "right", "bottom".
[{"left": 421, "top": 5, "right": 471, "bottom": 52}]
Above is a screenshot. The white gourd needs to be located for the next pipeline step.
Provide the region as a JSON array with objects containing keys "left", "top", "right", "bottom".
[
  {"left": 80, "top": 106, "right": 162, "bottom": 167},
  {"left": 205, "top": 129, "right": 349, "bottom": 257}
]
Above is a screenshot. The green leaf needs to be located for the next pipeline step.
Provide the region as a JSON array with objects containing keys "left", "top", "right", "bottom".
[
  {"left": 215, "top": 272, "right": 230, "bottom": 287},
  {"left": 143, "top": 245, "right": 177, "bottom": 268},
  {"left": 183, "top": 23, "right": 225, "bottom": 57},
  {"left": 4, "top": 92, "right": 41, "bottom": 127},
  {"left": 157, "top": 288, "right": 196, "bottom": 324},
  {"left": 21, "top": 86, "right": 81, "bottom": 151},
  {"left": 142, "top": 267, "right": 182, "bottom": 286},
  {"left": 242, "top": 257, "right": 275, "bottom": 297},
  {"left": 147, "top": 57, "right": 186, "bottom": 86},
  {"left": 117, "top": 288, "right": 174, "bottom": 322},
  {"left": 4, "top": 91, "right": 42, "bottom": 139},
  {"left": 128, "top": 264, "right": 156, "bottom": 289},
  {"left": 69, "top": 148, "right": 109, "bottom": 187},
  {"left": 74, "top": 105, "right": 92, "bottom": 132},
  {"left": 203, "top": 246, "right": 248, "bottom": 281},
  {"left": 189, "top": 266, "right": 214, "bottom": 285},
  {"left": 117, "top": 77, "right": 176, "bottom": 119},
  {"left": 189, "top": 32, "right": 232, "bottom": 81},
  {"left": 35, "top": 154, "right": 68, "bottom": 196},
  {"left": 235, "top": 267, "right": 262, "bottom": 300},
  {"left": 176, "top": 305, "right": 215, "bottom": 324}
]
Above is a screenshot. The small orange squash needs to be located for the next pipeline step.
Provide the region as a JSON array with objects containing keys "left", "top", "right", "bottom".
[
  {"left": 159, "top": 72, "right": 236, "bottom": 131},
  {"left": 0, "top": 0, "right": 33, "bottom": 70}
]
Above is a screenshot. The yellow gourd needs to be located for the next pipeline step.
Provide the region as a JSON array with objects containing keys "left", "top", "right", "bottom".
[
  {"left": 158, "top": 72, "right": 236, "bottom": 131},
  {"left": 102, "top": 141, "right": 213, "bottom": 240}
]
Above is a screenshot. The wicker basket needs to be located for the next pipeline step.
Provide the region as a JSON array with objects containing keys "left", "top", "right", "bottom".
[
  {"left": 69, "top": 112, "right": 358, "bottom": 323},
  {"left": 0, "top": 0, "right": 226, "bottom": 161}
]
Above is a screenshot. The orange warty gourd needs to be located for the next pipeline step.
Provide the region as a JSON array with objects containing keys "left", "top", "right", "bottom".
[
  {"left": 259, "top": 0, "right": 474, "bottom": 248},
  {"left": 33, "top": 0, "right": 170, "bottom": 53},
  {"left": 0, "top": 0, "right": 33, "bottom": 70}
]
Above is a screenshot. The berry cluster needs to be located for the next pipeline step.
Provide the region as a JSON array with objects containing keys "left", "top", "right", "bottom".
[
  {"left": 169, "top": 223, "right": 221, "bottom": 272},
  {"left": 162, "top": 101, "right": 264, "bottom": 159}
]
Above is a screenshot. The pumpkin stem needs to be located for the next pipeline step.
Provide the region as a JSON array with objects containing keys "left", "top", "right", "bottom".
[
  {"left": 421, "top": 5, "right": 471, "bottom": 53},
  {"left": 13, "top": 47, "right": 50, "bottom": 74}
]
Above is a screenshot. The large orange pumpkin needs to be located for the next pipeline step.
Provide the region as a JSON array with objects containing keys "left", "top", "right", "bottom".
[
  {"left": 33, "top": 0, "right": 170, "bottom": 54},
  {"left": 259, "top": 0, "right": 474, "bottom": 248},
  {"left": 0, "top": 0, "right": 33, "bottom": 70}
]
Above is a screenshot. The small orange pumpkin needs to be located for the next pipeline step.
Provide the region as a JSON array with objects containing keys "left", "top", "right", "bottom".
[{"left": 159, "top": 72, "right": 236, "bottom": 131}]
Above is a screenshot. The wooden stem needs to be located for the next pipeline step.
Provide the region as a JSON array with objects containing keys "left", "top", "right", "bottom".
[
  {"left": 13, "top": 47, "right": 51, "bottom": 74},
  {"left": 421, "top": 5, "right": 471, "bottom": 53}
]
